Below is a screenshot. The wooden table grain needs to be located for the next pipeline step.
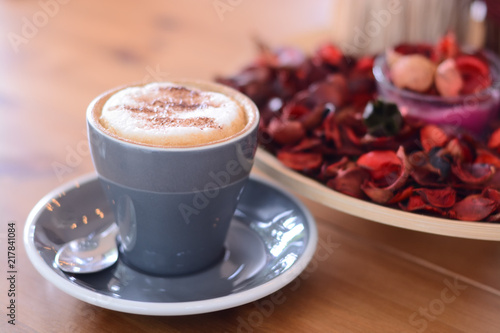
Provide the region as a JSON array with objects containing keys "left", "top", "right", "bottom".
[{"left": 1, "top": 1, "right": 499, "bottom": 332}]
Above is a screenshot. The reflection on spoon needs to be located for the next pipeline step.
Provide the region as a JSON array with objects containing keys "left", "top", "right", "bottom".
[{"left": 55, "top": 223, "right": 119, "bottom": 274}]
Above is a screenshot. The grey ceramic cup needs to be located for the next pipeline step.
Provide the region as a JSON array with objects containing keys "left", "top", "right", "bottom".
[{"left": 86, "top": 80, "right": 259, "bottom": 276}]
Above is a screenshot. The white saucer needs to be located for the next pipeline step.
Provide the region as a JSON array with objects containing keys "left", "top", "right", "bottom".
[{"left": 24, "top": 173, "right": 317, "bottom": 316}]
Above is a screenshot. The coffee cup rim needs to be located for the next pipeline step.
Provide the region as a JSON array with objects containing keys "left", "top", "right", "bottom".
[{"left": 87, "top": 79, "right": 260, "bottom": 151}]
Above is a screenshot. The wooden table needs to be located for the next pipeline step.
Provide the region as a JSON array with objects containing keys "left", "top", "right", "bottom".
[{"left": 1, "top": 1, "right": 499, "bottom": 332}]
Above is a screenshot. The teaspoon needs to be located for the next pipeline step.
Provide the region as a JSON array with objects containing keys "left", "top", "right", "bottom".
[{"left": 55, "top": 223, "right": 119, "bottom": 274}]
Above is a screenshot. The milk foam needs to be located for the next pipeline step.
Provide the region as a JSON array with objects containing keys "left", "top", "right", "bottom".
[{"left": 99, "top": 82, "right": 247, "bottom": 147}]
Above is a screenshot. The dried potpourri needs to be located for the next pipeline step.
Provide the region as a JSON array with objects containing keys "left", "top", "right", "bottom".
[
  {"left": 217, "top": 42, "right": 500, "bottom": 222},
  {"left": 388, "top": 32, "right": 493, "bottom": 97}
]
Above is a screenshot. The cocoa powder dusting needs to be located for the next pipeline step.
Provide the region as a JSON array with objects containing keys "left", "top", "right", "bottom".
[
  {"left": 122, "top": 102, "right": 207, "bottom": 113},
  {"left": 151, "top": 116, "right": 219, "bottom": 128},
  {"left": 120, "top": 86, "right": 220, "bottom": 129}
]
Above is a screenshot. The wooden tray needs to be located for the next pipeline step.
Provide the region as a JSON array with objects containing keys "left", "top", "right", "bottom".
[{"left": 255, "top": 148, "right": 500, "bottom": 241}]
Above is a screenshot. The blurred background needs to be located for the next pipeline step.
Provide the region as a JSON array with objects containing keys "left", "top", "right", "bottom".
[
  {"left": 330, "top": 0, "right": 479, "bottom": 54},
  {"left": 320, "top": 0, "right": 496, "bottom": 55}
]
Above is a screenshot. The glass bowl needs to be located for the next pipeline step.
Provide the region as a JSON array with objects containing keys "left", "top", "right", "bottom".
[{"left": 373, "top": 50, "right": 500, "bottom": 136}]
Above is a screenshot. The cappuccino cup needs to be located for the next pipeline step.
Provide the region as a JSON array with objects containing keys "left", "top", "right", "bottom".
[{"left": 87, "top": 80, "right": 259, "bottom": 275}]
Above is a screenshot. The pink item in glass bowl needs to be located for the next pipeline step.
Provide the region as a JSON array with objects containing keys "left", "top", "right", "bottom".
[{"left": 373, "top": 50, "right": 500, "bottom": 136}]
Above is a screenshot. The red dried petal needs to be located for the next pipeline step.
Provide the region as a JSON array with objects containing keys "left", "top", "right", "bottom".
[
  {"left": 456, "top": 55, "right": 490, "bottom": 77},
  {"left": 357, "top": 150, "right": 400, "bottom": 181},
  {"left": 483, "top": 188, "right": 500, "bottom": 203},
  {"left": 394, "top": 43, "right": 433, "bottom": 57},
  {"left": 344, "top": 126, "right": 362, "bottom": 146},
  {"left": 322, "top": 156, "right": 350, "bottom": 178},
  {"left": 357, "top": 150, "right": 400, "bottom": 166},
  {"left": 455, "top": 55, "right": 491, "bottom": 94},
  {"left": 308, "top": 75, "right": 347, "bottom": 108},
  {"left": 388, "top": 147, "right": 411, "bottom": 190},
  {"left": 432, "top": 32, "right": 459, "bottom": 62},
  {"left": 475, "top": 149, "right": 500, "bottom": 168},
  {"left": 388, "top": 186, "right": 414, "bottom": 204},
  {"left": 300, "top": 105, "right": 328, "bottom": 130},
  {"left": 414, "top": 187, "right": 456, "bottom": 208},
  {"left": 410, "top": 168, "right": 442, "bottom": 187},
  {"left": 420, "top": 125, "right": 449, "bottom": 153},
  {"left": 399, "top": 195, "right": 445, "bottom": 215},
  {"left": 361, "top": 181, "right": 394, "bottom": 204},
  {"left": 408, "top": 151, "right": 450, "bottom": 186},
  {"left": 283, "top": 90, "right": 331, "bottom": 131},
  {"left": 487, "top": 128, "right": 500, "bottom": 151},
  {"left": 450, "top": 195, "right": 497, "bottom": 221},
  {"left": 487, "top": 171, "right": 500, "bottom": 189},
  {"left": 323, "top": 112, "right": 342, "bottom": 148},
  {"left": 444, "top": 138, "right": 474, "bottom": 163},
  {"left": 401, "top": 195, "right": 426, "bottom": 211},
  {"left": 267, "top": 118, "right": 305, "bottom": 145},
  {"left": 282, "top": 104, "right": 310, "bottom": 120},
  {"left": 359, "top": 147, "right": 411, "bottom": 201},
  {"left": 277, "top": 151, "right": 322, "bottom": 171},
  {"left": 354, "top": 56, "right": 375, "bottom": 73},
  {"left": 408, "top": 151, "right": 429, "bottom": 168},
  {"left": 326, "top": 167, "right": 369, "bottom": 199},
  {"left": 452, "top": 163, "right": 495, "bottom": 185},
  {"left": 290, "top": 137, "right": 323, "bottom": 152},
  {"left": 316, "top": 43, "right": 343, "bottom": 66}
]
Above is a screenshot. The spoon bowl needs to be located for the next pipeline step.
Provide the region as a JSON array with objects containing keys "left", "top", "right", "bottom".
[{"left": 55, "top": 223, "right": 119, "bottom": 274}]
